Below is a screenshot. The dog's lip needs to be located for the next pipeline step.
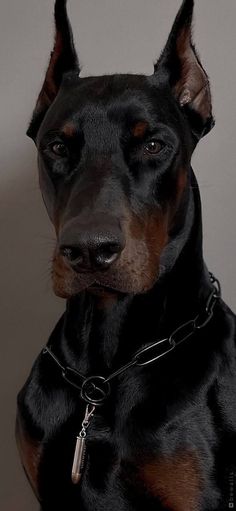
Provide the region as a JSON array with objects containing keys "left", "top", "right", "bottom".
[{"left": 87, "top": 282, "right": 122, "bottom": 295}]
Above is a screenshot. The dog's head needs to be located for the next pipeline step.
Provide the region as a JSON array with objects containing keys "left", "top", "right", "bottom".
[{"left": 28, "top": 0, "right": 214, "bottom": 298}]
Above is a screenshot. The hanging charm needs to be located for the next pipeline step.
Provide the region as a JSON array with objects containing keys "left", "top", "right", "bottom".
[{"left": 71, "top": 404, "right": 95, "bottom": 484}]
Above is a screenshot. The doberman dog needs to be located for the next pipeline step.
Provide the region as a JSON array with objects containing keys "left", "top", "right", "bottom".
[{"left": 16, "top": 0, "right": 236, "bottom": 510}]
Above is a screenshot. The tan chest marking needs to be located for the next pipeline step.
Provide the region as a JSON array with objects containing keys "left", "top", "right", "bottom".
[
  {"left": 140, "top": 450, "right": 202, "bottom": 511},
  {"left": 16, "top": 414, "right": 42, "bottom": 498}
]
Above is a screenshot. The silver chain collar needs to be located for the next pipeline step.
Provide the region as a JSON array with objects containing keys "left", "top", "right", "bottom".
[{"left": 43, "top": 272, "right": 221, "bottom": 406}]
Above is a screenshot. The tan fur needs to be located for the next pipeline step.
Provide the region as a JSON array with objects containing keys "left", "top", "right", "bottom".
[
  {"left": 140, "top": 450, "right": 202, "bottom": 511},
  {"left": 16, "top": 414, "right": 42, "bottom": 498}
]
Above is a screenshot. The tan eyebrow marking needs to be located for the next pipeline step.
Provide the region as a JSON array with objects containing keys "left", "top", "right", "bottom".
[
  {"left": 132, "top": 121, "right": 149, "bottom": 138},
  {"left": 62, "top": 122, "right": 77, "bottom": 137}
]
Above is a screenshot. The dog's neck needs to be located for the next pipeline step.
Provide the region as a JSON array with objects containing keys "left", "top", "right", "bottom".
[{"left": 61, "top": 169, "right": 211, "bottom": 374}]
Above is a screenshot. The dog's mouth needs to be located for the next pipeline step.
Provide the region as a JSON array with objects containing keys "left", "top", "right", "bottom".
[
  {"left": 86, "top": 283, "right": 122, "bottom": 297},
  {"left": 52, "top": 253, "right": 160, "bottom": 298}
]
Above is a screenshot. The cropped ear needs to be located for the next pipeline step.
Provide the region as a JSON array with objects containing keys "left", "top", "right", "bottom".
[
  {"left": 154, "top": 0, "right": 214, "bottom": 139},
  {"left": 27, "top": 0, "right": 79, "bottom": 140}
]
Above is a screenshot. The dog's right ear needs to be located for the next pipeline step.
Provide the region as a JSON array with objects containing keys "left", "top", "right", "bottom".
[
  {"left": 27, "top": 0, "right": 79, "bottom": 141},
  {"left": 154, "top": 0, "right": 214, "bottom": 140}
]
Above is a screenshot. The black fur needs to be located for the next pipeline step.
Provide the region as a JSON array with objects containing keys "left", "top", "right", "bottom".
[{"left": 17, "top": 1, "right": 236, "bottom": 510}]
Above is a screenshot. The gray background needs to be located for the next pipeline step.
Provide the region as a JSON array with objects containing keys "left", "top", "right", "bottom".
[{"left": 0, "top": 1, "right": 235, "bottom": 509}]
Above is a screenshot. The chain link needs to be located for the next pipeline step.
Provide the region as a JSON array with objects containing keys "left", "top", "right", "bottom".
[{"left": 132, "top": 276, "right": 220, "bottom": 368}]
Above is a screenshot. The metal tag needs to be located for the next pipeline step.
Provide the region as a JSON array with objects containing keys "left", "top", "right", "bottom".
[{"left": 71, "top": 404, "right": 95, "bottom": 484}]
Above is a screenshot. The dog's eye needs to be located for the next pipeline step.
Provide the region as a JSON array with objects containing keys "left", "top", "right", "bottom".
[
  {"left": 50, "top": 143, "right": 68, "bottom": 157},
  {"left": 143, "top": 140, "right": 163, "bottom": 155}
]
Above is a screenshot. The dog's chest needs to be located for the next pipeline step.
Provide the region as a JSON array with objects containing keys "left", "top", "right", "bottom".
[
  {"left": 24, "top": 392, "right": 208, "bottom": 511},
  {"left": 38, "top": 430, "right": 204, "bottom": 511},
  {"left": 17, "top": 360, "right": 223, "bottom": 510}
]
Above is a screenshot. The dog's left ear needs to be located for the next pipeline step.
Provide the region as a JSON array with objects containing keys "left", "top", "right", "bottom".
[
  {"left": 27, "top": 0, "right": 79, "bottom": 140},
  {"left": 154, "top": 0, "right": 214, "bottom": 139}
]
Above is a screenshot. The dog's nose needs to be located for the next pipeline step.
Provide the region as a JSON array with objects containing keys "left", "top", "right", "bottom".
[{"left": 59, "top": 228, "right": 125, "bottom": 271}]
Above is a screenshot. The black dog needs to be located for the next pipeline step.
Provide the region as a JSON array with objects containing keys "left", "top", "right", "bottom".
[{"left": 16, "top": 0, "right": 236, "bottom": 509}]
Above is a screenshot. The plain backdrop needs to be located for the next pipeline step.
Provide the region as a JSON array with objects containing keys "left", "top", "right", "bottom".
[{"left": 0, "top": 1, "right": 236, "bottom": 509}]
